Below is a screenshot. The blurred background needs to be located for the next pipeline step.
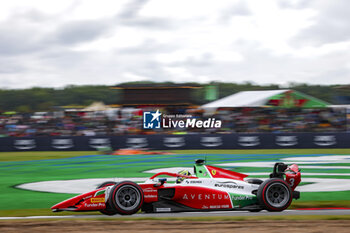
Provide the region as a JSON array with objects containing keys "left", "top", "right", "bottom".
[{"left": 0, "top": 82, "right": 349, "bottom": 140}]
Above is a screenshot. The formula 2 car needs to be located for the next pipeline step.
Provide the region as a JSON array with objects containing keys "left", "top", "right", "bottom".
[{"left": 51, "top": 159, "right": 301, "bottom": 215}]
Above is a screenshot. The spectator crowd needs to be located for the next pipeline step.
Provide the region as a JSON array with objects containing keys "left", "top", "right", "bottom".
[{"left": 0, "top": 107, "right": 348, "bottom": 137}]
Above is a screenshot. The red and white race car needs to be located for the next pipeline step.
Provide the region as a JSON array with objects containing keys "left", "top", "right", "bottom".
[{"left": 52, "top": 160, "right": 301, "bottom": 215}]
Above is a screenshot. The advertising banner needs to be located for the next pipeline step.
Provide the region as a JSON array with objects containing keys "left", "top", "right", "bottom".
[{"left": 0, "top": 133, "right": 348, "bottom": 152}]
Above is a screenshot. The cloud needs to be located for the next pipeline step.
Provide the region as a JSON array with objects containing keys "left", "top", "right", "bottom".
[
  {"left": 167, "top": 53, "right": 215, "bottom": 68},
  {"left": 291, "top": 0, "right": 350, "bottom": 46},
  {"left": 11, "top": 8, "right": 51, "bottom": 22},
  {"left": 0, "top": 8, "right": 117, "bottom": 58},
  {"left": 116, "top": 0, "right": 175, "bottom": 29},
  {"left": 0, "top": 26, "right": 43, "bottom": 55},
  {"left": 220, "top": 0, "right": 252, "bottom": 22},
  {"left": 118, "top": 0, "right": 148, "bottom": 19},
  {"left": 277, "top": 0, "right": 311, "bottom": 9},
  {"left": 0, "top": 57, "right": 27, "bottom": 74},
  {"left": 117, "top": 39, "right": 176, "bottom": 54},
  {"left": 53, "top": 19, "right": 112, "bottom": 45},
  {"left": 0, "top": 10, "right": 52, "bottom": 55},
  {"left": 0, "top": 0, "right": 349, "bottom": 89},
  {"left": 158, "top": 39, "right": 350, "bottom": 86}
]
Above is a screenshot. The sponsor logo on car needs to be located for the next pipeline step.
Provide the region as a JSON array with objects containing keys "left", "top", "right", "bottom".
[
  {"left": 202, "top": 205, "right": 230, "bottom": 209},
  {"left": 182, "top": 193, "right": 230, "bottom": 200},
  {"left": 143, "top": 188, "right": 157, "bottom": 193},
  {"left": 185, "top": 180, "right": 203, "bottom": 184},
  {"left": 208, "top": 205, "right": 230, "bottom": 209},
  {"left": 214, "top": 182, "right": 244, "bottom": 189},
  {"left": 91, "top": 198, "right": 105, "bottom": 203},
  {"left": 232, "top": 195, "right": 254, "bottom": 201},
  {"left": 84, "top": 203, "right": 105, "bottom": 208}
]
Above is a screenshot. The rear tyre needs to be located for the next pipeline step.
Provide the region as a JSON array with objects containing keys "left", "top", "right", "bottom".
[
  {"left": 257, "top": 178, "right": 292, "bottom": 212},
  {"left": 96, "top": 181, "right": 118, "bottom": 216},
  {"left": 109, "top": 181, "right": 144, "bottom": 215}
]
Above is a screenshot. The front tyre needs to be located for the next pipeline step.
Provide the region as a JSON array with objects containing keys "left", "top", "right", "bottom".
[
  {"left": 257, "top": 178, "right": 292, "bottom": 212},
  {"left": 109, "top": 181, "right": 144, "bottom": 215},
  {"left": 96, "top": 181, "right": 118, "bottom": 215},
  {"left": 97, "top": 181, "right": 117, "bottom": 189}
]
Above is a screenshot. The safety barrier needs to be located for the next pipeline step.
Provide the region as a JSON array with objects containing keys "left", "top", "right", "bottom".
[{"left": 0, "top": 133, "right": 349, "bottom": 152}]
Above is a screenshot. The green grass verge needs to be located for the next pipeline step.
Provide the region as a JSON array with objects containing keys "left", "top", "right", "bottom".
[
  {"left": 1, "top": 149, "right": 350, "bottom": 215},
  {"left": 0, "top": 151, "right": 93, "bottom": 162},
  {"left": 291, "top": 200, "right": 350, "bottom": 208},
  {"left": 2, "top": 148, "right": 350, "bottom": 162}
]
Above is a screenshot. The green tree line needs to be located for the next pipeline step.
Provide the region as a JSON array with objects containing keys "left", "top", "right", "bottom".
[{"left": 0, "top": 82, "right": 349, "bottom": 112}]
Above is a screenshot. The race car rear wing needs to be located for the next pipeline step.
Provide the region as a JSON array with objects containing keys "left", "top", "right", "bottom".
[
  {"left": 270, "top": 162, "right": 288, "bottom": 179},
  {"left": 270, "top": 162, "right": 301, "bottom": 194}
]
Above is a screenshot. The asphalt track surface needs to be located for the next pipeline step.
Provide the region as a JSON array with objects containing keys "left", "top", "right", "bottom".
[{"left": 1, "top": 209, "right": 350, "bottom": 220}]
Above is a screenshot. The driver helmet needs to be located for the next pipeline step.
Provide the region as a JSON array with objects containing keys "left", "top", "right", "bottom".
[{"left": 176, "top": 169, "right": 191, "bottom": 183}]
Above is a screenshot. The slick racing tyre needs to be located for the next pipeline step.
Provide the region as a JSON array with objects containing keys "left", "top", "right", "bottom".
[
  {"left": 96, "top": 181, "right": 118, "bottom": 216},
  {"left": 257, "top": 178, "right": 292, "bottom": 212},
  {"left": 97, "top": 181, "right": 117, "bottom": 189},
  {"left": 109, "top": 181, "right": 144, "bottom": 215}
]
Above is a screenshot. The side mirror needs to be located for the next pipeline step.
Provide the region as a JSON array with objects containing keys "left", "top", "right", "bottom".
[
  {"left": 195, "top": 159, "right": 206, "bottom": 165},
  {"left": 154, "top": 178, "right": 167, "bottom": 187}
]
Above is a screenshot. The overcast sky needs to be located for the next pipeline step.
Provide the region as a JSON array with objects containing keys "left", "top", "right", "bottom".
[{"left": 0, "top": 0, "right": 349, "bottom": 89}]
